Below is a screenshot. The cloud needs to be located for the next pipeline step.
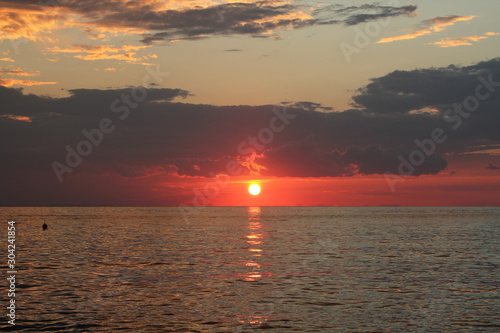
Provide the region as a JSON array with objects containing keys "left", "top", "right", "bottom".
[
  {"left": 0, "top": 67, "right": 39, "bottom": 76},
  {"left": 0, "top": 58, "right": 15, "bottom": 62},
  {"left": 47, "top": 44, "right": 153, "bottom": 64},
  {"left": 315, "top": 4, "right": 417, "bottom": 26},
  {"left": 139, "top": 3, "right": 417, "bottom": 43},
  {"left": 0, "top": 114, "right": 31, "bottom": 122},
  {"left": 486, "top": 163, "right": 500, "bottom": 170},
  {"left": 166, "top": 156, "right": 250, "bottom": 178},
  {"left": 0, "top": 1, "right": 418, "bottom": 46},
  {"left": 2, "top": 57, "right": 500, "bottom": 205},
  {"left": 0, "top": 78, "right": 56, "bottom": 87},
  {"left": 0, "top": 65, "right": 52, "bottom": 86},
  {"left": 352, "top": 58, "right": 500, "bottom": 115},
  {"left": 285, "top": 101, "right": 333, "bottom": 112},
  {"left": 0, "top": 3, "right": 68, "bottom": 41},
  {"left": 258, "top": 142, "right": 446, "bottom": 177},
  {"left": 48, "top": 44, "right": 148, "bottom": 54},
  {"left": 74, "top": 52, "right": 138, "bottom": 62},
  {"left": 137, "top": 2, "right": 319, "bottom": 43},
  {"left": 428, "top": 32, "right": 499, "bottom": 47},
  {"left": 377, "top": 15, "right": 475, "bottom": 44},
  {"left": 463, "top": 148, "right": 500, "bottom": 155}
]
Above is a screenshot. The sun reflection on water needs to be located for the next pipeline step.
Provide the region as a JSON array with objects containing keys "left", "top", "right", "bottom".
[
  {"left": 242, "top": 207, "right": 265, "bottom": 278},
  {"left": 234, "top": 207, "right": 272, "bottom": 326}
]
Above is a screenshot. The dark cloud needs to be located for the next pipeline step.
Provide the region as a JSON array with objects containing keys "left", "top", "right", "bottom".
[
  {"left": 486, "top": 163, "right": 500, "bottom": 170},
  {"left": 138, "top": 3, "right": 417, "bottom": 43},
  {"left": 352, "top": 58, "right": 500, "bottom": 115},
  {"left": 0, "top": 0, "right": 418, "bottom": 43},
  {"left": 0, "top": 85, "right": 446, "bottom": 182},
  {"left": 2, "top": 58, "right": 500, "bottom": 204},
  {"left": 259, "top": 141, "right": 446, "bottom": 177},
  {"left": 285, "top": 101, "right": 333, "bottom": 112},
  {"left": 315, "top": 4, "right": 417, "bottom": 26}
]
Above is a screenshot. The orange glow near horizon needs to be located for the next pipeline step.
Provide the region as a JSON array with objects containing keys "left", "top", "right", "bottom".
[{"left": 50, "top": 158, "right": 500, "bottom": 207}]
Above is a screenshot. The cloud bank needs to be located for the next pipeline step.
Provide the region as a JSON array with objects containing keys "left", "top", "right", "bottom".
[{"left": 1, "top": 58, "right": 500, "bottom": 184}]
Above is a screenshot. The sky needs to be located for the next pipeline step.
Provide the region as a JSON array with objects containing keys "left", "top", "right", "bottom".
[{"left": 1, "top": 0, "right": 500, "bottom": 207}]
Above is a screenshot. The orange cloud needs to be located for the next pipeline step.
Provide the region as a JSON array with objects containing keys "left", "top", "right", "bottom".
[
  {"left": 0, "top": 65, "right": 52, "bottom": 86},
  {"left": 0, "top": 2, "right": 148, "bottom": 43},
  {"left": 0, "top": 114, "right": 31, "bottom": 122},
  {"left": 74, "top": 53, "right": 154, "bottom": 65},
  {"left": 0, "top": 67, "right": 39, "bottom": 76},
  {"left": 0, "top": 0, "right": 416, "bottom": 50},
  {"left": 0, "top": 57, "right": 15, "bottom": 62},
  {"left": 0, "top": 6, "right": 68, "bottom": 41},
  {"left": 48, "top": 44, "right": 148, "bottom": 54},
  {"left": 48, "top": 44, "right": 152, "bottom": 64},
  {"left": 377, "top": 15, "right": 476, "bottom": 44},
  {"left": 74, "top": 53, "right": 136, "bottom": 61},
  {"left": 378, "top": 29, "right": 431, "bottom": 43},
  {"left": 0, "top": 0, "right": 258, "bottom": 43},
  {"left": 119, "top": 0, "right": 273, "bottom": 12},
  {"left": 0, "top": 78, "right": 57, "bottom": 87},
  {"left": 428, "top": 32, "right": 499, "bottom": 47},
  {"left": 253, "top": 10, "right": 313, "bottom": 27}
]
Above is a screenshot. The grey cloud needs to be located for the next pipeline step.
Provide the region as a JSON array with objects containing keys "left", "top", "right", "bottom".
[
  {"left": 286, "top": 101, "right": 334, "bottom": 112},
  {"left": 138, "top": 2, "right": 317, "bottom": 44},
  {"left": 486, "top": 163, "right": 500, "bottom": 170},
  {"left": 332, "top": 4, "right": 417, "bottom": 26},
  {"left": 1, "top": 0, "right": 418, "bottom": 43},
  {"left": 352, "top": 58, "right": 500, "bottom": 115},
  {"left": 2, "top": 58, "right": 500, "bottom": 205},
  {"left": 138, "top": 3, "right": 417, "bottom": 43},
  {"left": 259, "top": 141, "right": 447, "bottom": 177}
]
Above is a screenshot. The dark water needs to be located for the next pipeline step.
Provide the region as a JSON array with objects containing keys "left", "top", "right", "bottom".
[{"left": 1, "top": 207, "right": 499, "bottom": 332}]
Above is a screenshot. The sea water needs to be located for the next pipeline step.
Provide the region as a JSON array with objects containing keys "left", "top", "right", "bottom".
[{"left": 1, "top": 207, "right": 499, "bottom": 332}]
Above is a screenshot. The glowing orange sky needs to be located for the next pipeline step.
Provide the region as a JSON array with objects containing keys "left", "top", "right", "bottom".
[{"left": 1, "top": 0, "right": 500, "bottom": 207}]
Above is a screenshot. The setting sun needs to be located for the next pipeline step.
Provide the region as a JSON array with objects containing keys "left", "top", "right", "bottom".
[{"left": 249, "top": 184, "right": 261, "bottom": 196}]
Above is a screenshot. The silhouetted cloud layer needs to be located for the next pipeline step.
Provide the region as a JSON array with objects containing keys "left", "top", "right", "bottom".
[
  {"left": 259, "top": 142, "right": 447, "bottom": 177},
  {"left": 353, "top": 58, "right": 500, "bottom": 116},
  {"left": 2, "top": 58, "right": 500, "bottom": 189}
]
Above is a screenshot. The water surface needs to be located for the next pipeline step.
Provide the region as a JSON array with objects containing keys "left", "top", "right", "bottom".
[{"left": 1, "top": 207, "right": 499, "bottom": 332}]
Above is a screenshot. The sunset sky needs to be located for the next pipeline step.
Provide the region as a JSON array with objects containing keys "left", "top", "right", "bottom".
[{"left": 1, "top": 0, "right": 500, "bottom": 206}]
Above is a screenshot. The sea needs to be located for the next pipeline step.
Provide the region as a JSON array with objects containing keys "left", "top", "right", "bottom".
[{"left": 1, "top": 206, "right": 499, "bottom": 332}]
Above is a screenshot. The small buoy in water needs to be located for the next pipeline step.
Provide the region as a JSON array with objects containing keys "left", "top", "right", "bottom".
[{"left": 42, "top": 223, "right": 48, "bottom": 230}]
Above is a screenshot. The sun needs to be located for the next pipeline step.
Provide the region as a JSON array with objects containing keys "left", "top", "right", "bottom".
[{"left": 248, "top": 184, "right": 261, "bottom": 196}]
